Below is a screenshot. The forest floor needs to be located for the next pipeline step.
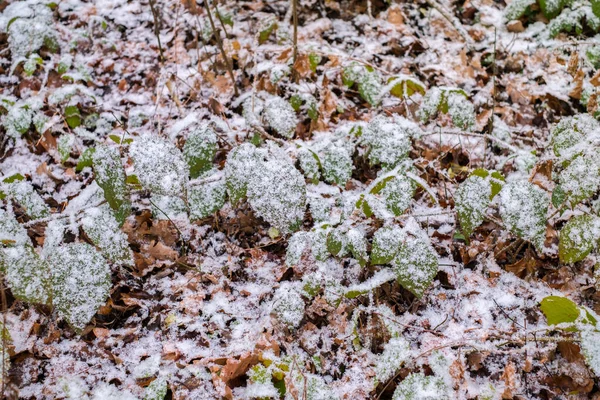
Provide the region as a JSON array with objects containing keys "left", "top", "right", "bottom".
[{"left": 1, "top": 0, "right": 600, "bottom": 399}]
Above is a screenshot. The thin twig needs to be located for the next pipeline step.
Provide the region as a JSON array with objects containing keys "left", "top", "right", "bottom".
[
  {"left": 292, "top": 0, "right": 298, "bottom": 63},
  {"left": 148, "top": 0, "right": 165, "bottom": 63},
  {"left": 205, "top": 0, "right": 238, "bottom": 96}
]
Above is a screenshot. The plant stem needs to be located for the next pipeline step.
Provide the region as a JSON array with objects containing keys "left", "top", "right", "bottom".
[
  {"left": 149, "top": 0, "right": 165, "bottom": 63},
  {"left": 292, "top": 0, "right": 298, "bottom": 63},
  {"left": 205, "top": 0, "right": 238, "bottom": 96}
]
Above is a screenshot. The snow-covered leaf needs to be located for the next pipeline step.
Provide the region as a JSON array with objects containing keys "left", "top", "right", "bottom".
[
  {"left": 82, "top": 204, "right": 134, "bottom": 266},
  {"left": 321, "top": 145, "right": 352, "bottom": 186},
  {"left": 189, "top": 179, "right": 226, "bottom": 220},
  {"left": 130, "top": 135, "right": 188, "bottom": 196},
  {"left": 263, "top": 96, "right": 298, "bottom": 138},
  {"left": 558, "top": 155, "right": 600, "bottom": 207},
  {"left": 499, "top": 180, "right": 548, "bottom": 250},
  {"left": 92, "top": 145, "right": 130, "bottom": 225},
  {"left": 272, "top": 285, "right": 305, "bottom": 328},
  {"left": 455, "top": 175, "right": 491, "bottom": 238},
  {"left": 183, "top": 124, "right": 217, "bottom": 179},
  {"left": 375, "top": 337, "right": 410, "bottom": 385},
  {"left": 48, "top": 243, "right": 112, "bottom": 332},
  {"left": 362, "top": 116, "right": 416, "bottom": 168},
  {"left": 392, "top": 373, "right": 449, "bottom": 400},
  {"left": 5, "top": 180, "right": 49, "bottom": 220},
  {"left": 225, "top": 143, "right": 261, "bottom": 205},
  {"left": 559, "top": 214, "right": 600, "bottom": 264},
  {"left": 371, "top": 226, "right": 404, "bottom": 265}
]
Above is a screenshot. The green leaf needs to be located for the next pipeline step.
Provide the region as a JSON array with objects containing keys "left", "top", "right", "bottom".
[
  {"left": 5, "top": 181, "right": 50, "bottom": 220},
  {"left": 455, "top": 175, "right": 491, "bottom": 238},
  {"left": 225, "top": 143, "right": 261, "bottom": 205},
  {"left": 558, "top": 155, "right": 600, "bottom": 208},
  {"left": 381, "top": 175, "right": 416, "bottom": 216},
  {"left": 321, "top": 145, "right": 352, "bottom": 186},
  {"left": 183, "top": 125, "right": 217, "bottom": 179},
  {"left": 559, "top": 215, "right": 600, "bottom": 264},
  {"left": 392, "top": 231, "right": 438, "bottom": 298},
  {"left": 539, "top": 0, "right": 565, "bottom": 19},
  {"left": 2, "top": 245, "right": 51, "bottom": 304},
  {"left": 392, "top": 373, "right": 449, "bottom": 400},
  {"left": 347, "top": 228, "right": 368, "bottom": 266},
  {"left": 326, "top": 228, "right": 345, "bottom": 257},
  {"left": 2, "top": 173, "right": 25, "bottom": 183},
  {"left": 499, "top": 181, "right": 548, "bottom": 250},
  {"left": 82, "top": 204, "right": 134, "bottom": 266},
  {"left": 92, "top": 145, "right": 131, "bottom": 225},
  {"left": 504, "top": 0, "right": 536, "bottom": 20},
  {"left": 189, "top": 179, "right": 226, "bottom": 220},
  {"left": 308, "top": 52, "right": 321, "bottom": 73},
  {"left": 342, "top": 62, "right": 365, "bottom": 88},
  {"left": 144, "top": 378, "right": 168, "bottom": 400},
  {"left": 358, "top": 71, "right": 383, "bottom": 107},
  {"left": 48, "top": 243, "right": 112, "bottom": 333},
  {"left": 593, "top": 0, "right": 600, "bottom": 19},
  {"left": 540, "top": 296, "right": 580, "bottom": 325},
  {"left": 258, "top": 17, "right": 277, "bottom": 44},
  {"left": 57, "top": 133, "right": 75, "bottom": 162},
  {"left": 371, "top": 226, "right": 404, "bottom": 265},
  {"left": 64, "top": 105, "right": 81, "bottom": 129},
  {"left": 76, "top": 147, "right": 96, "bottom": 172},
  {"left": 290, "top": 95, "right": 302, "bottom": 111}
]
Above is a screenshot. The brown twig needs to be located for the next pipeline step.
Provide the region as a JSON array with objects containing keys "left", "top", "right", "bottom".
[
  {"left": 292, "top": 0, "right": 298, "bottom": 63},
  {"left": 148, "top": 0, "right": 165, "bottom": 63},
  {"left": 205, "top": 0, "right": 238, "bottom": 96}
]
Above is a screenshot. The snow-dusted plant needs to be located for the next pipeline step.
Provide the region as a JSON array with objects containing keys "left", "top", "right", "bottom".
[{"left": 418, "top": 87, "right": 475, "bottom": 130}]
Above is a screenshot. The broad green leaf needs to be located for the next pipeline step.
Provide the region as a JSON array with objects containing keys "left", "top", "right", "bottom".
[
  {"left": 225, "top": 143, "right": 261, "bottom": 205},
  {"left": 470, "top": 168, "right": 504, "bottom": 199},
  {"left": 321, "top": 145, "right": 352, "bottom": 186},
  {"left": 358, "top": 70, "right": 383, "bottom": 106},
  {"left": 347, "top": 228, "right": 368, "bottom": 266},
  {"left": 326, "top": 228, "right": 345, "bottom": 257},
  {"left": 82, "top": 204, "right": 134, "bottom": 266},
  {"left": 392, "top": 231, "right": 438, "bottom": 298},
  {"left": 371, "top": 226, "right": 404, "bottom": 265},
  {"left": 549, "top": 115, "right": 599, "bottom": 159},
  {"left": 263, "top": 96, "right": 298, "bottom": 138},
  {"left": 272, "top": 286, "right": 304, "bottom": 328},
  {"left": 342, "top": 62, "right": 365, "bottom": 88},
  {"left": 76, "top": 147, "right": 95, "bottom": 172},
  {"left": 92, "top": 145, "right": 130, "bottom": 225},
  {"left": 593, "top": 0, "right": 600, "bottom": 18},
  {"left": 57, "top": 133, "right": 75, "bottom": 162},
  {"left": 183, "top": 125, "right": 218, "bottom": 179},
  {"left": 2, "top": 245, "right": 51, "bottom": 304},
  {"left": 64, "top": 105, "right": 81, "bottom": 129},
  {"left": 504, "top": 0, "right": 536, "bottom": 20},
  {"left": 362, "top": 115, "right": 416, "bottom": 168},
  {"left": 455, "top": 175, "right": 491, "bottom": 238},
  {"left": 5, "top": 181, "right": 49, "bottom": 220},
  {"left": 558, "top": 155, "right": 600, "bottom": 207},
  {"left": 446, "top": 92, "right": 475, "bottom": 130},
  {"left": 247, "top": 157, "right": 306, "bottom": 233},
  {"left": 189, "top": 179, "right": 226, "bottom": 220},
  {"left": 130, "top": 135, "right": 188, "bottom": 196},
  {"left": 499, "top": 180, "right": 548, "bottom": 250},
  {"left": 144, "top": 378, "right": 168, "bottom": 400},
  {"left": 559, "top": 215, "right": 600, "bottom": 264},
  {"left": 48, "top": 243, "right": 112, "bottom": 332},
  {"left": 286, "top": 231, "right": 311, "bottom": 266},
  {"left": 539, "top": 0, "right": 564, "bottom": 18},
  {"left": 381, "top": 175, "right": 416, "bottom": 216},
  {"left": 2, "top": 173, "right": 24, "bottom": 184},
  {"left": 540, "top": 296, "right": 580, "bottom": 325},
  {"left": 258, "top": 16, "right": 277, "bottom": 44},
  {"left": 308, "top": 52, "right": 321, "bottom": 73},
  {"left": 375, "top": 337, "right": 410, "bottom": 386},
  {"left": 418, "top": 87, "right": 443, "bottom": 124},
  {"left": 392, "top": 373, "right": 449, "bottom": 400}
]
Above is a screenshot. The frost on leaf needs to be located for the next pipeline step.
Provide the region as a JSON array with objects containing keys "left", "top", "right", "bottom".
[
  {"left": 380, "top": 175, "right": 416, "bottom": 217},
  {"left": 558, "top": 155, "right": 600, "bottom": 207},
  {"left": 286, "top": 231, "right": 311, "bottom": 266},
  {"left": 289, "top": 371, "right": 339, "bottom": 400},
  {"left": 371, "top": 226, "right": 405, "bottom": 265},
  {"left": 130, "top": 135, "right": 188, "bottom": 197},
  {"left": 272, "top": 285, "right": 305, "bottom": 328},
  {"left": 58, "top": 133, "right": 75, "bottom": 162},
  {"left": 298, "top": 148, "right": 321, "bottom": 182},
  {"left": 263, "top": 96, "right": 298, "bottom": 138},
  {"left": 549, "top": 114, "right": 598, "bottom": 160},
  {"left": 92, "top": 145, "right": 130, "bottom": 225},
  {"left": 246, "top": 364, "right": 279, "bottom": 399},
  {"left": 391, "top": 220, "right": 438, "bottom": 298},
  {"left": 188, "top": 179, "right": 226, "bottom": 220},
  {"left": 225, "top": 143, "right": 261, "bottom": 205},
  {"left": 150, "top": 194, "right": 187, "bottom": 220},
  {"left": 242, "top": 96, "right": 265, "bottom": 127},
  {"left": 558, "top": 214, "right": 600, "bottom": 264},
  {"left": 504, "top": 0, "right": 536, "bottom": 20},
  {"left": 375, "top": 337, "right": 410, "bottom": 385},
  {"left": 347, "top": 228, "right": 369, "bottom": 266},
  {"left": 82, "top": 204, "right": 134, "bottom": 266},
  {"left": 2, "top": 104, "right": 33, "bottom": 138},
  {"left": 48, "top": 243, "right": 112, "bottom": 332},
  {"left": 247, "top": 156, "right": 306, "bottom": 233},
  {"left": 580, "top": 328, "right": 600, "bottom": 377},
  {"left": 2, "top": 245, "right": 51, "bottom": 305},
  {"left": 446, "top": 92, "right": 475, "bottom": 130},
  {"left": 322, "top": 145, "right": 352, "bottom": 186},
  {"left": 358, "top": 69, "right": 384, "bottom": 106},
  {"left": 455, "top": 175, "right": 491, "bottom": 238},
  {"left": 539, "top": 0, "right": 565, "bottom": 18},
  {"left": 5, "top": 181, "right": 49, "bottom": 220},
  {"left": 2, "top": 2, "right": 57, "bottom": 61},
  {"left": 362, "top": 116, "right": 416, "bottom": 168},
  {"left": 144, "top": 378, "right": 168, "bottom": 400},
  {"left": 392, "top": 373, "right": 449, "bottom": 400},
  {"left": 499, "top": 181, "right": 548, "bottom": 250},
  {"left": 183, "top": 124, "right": 217, "bottom": 179}
]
